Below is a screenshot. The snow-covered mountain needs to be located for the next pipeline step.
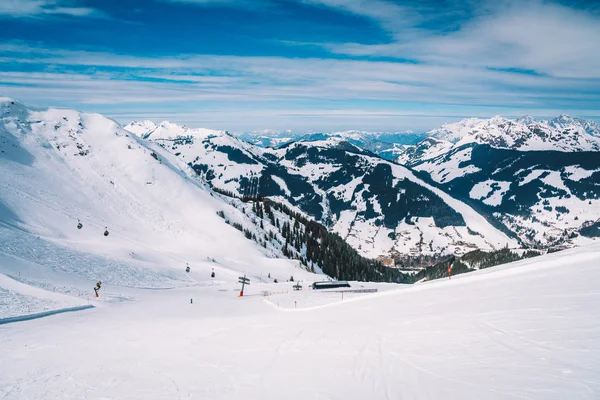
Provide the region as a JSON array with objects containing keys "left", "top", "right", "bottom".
[
  {"left": 233, "top": 128, "right": 427, "bottom": 160},
  {"left": 1, "top": 101, "right": 598, "bottom": 398},
  {"left": 123, "top": 120, "right": 516, "bottom": 258},
  {"left": 296, "top": 130, "right": 427, "bottom": 160},
  {"left": 395, "top": 137, "right": 453, "bottom": 166},
  {"left": 397, "top": 115, "right": 600, "bottom": 248},
  {"left": 425, "top": 115, "right": 600, "bottom": 153},
  {"left": 4, "top": 237, "right": 600, "bottom": 399},
  {"left": 0, "top": 98, "right": 335, "bottom": 316},
  {"left": 124, "top": 120, "right": 224, "bottom": 140},
  {"left": 237, "top": 129, "right": 298, "bottom": 148}
]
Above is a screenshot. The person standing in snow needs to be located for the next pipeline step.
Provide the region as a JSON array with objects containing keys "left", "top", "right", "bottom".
[
  {"left": 94, "top": 281, "right": 102, "bottom": 297},
  {"left": 447, "top": 263, "right": 453, "bottom": 280}
]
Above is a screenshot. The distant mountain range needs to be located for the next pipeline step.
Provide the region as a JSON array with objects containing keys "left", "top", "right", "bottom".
[
  {"left": 233, "top": 129, "right": 428, "bottom": 160},
  {"left": 396, "top": 115, "right": 600, "bottom": 248},
  {"left": 124, "top": 120, "right": 515, "bottom": 258},
  {"left": 125, "top": 114, "right": 600, "bottom": 256},
  {"left": 4, "top": 96, "right": 599, "bottom": 284}
]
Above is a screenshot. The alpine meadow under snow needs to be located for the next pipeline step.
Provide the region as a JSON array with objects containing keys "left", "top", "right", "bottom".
[{"left": 1, "top": 98, "right": 599, "bottom": 399}]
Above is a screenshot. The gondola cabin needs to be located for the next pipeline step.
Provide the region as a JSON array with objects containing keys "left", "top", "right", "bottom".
[{"left": 311, "top": 281, "right": 351, "bottom": 290}]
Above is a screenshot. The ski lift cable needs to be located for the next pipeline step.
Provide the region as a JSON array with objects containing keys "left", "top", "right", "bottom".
[
  {"left": 82, "top": 219, "right": 209, "bottom": 266},
  {"left": 7, "top": 168, "right": 212, "bottom": 267},
  {"left": 68, "top": 212, "right": 193, "bottom": 264},
  {"left": 31, "top": 200, "right": 207, "bottom": 266}
]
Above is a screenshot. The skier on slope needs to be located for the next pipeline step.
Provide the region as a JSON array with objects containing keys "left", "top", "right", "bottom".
[{"left": 94, "top": 281, "right": 102, "bottom": 297}]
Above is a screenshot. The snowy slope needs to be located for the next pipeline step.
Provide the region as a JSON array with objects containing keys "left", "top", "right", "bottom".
[
  {"left": 123, "top": 121, "right": 516, "bottom": 258},
  {"left": 124, "top": 120, "right": 223, "bottom": 140},
  {"left": 1, "top": 240, "right": 599, "bottom": 399},
  {"left": 397, "top": 115, "right": 600, "bottom": 167},
  {"left": 235, "top": 128, "right": 427, "bottom": 159},
  {"left": 412, "top": 145, "right": 600, "bottom": 248},
  {"left": 121, "top": 120, "right": 158, "bottom": 138},
  {"left": 297, "top": 130, "right": 428, "bottom": 160},
  {"left": 237, "top": 129, "right": 298, "bottom": 148},
  {"left": 0, "top": 99, "right": 317, "bottom": 318},
  {"left": 397, "top": 115, "right": 600, "bottom": 166},
  {"left": 426, "top": 114, "right": 600, "bottom": 152},
  {"left": 395, "top": 115, "right": 600, "bottom": 248},
  {"left": 395, "top": 137, "right": 454, "bottom": 165}
]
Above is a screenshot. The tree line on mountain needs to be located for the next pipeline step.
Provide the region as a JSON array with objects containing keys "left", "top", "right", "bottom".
[
  {"left": 213, "top": 186, "right": 549, "bottom": 284},
  {"left": 261, "top": 200, "right": 411, "bottom": 283},
  {"left": 412, "top": 247, "right": 542, "bottom": 282},
  {"left": 214, "top": 187, "right": 411, "bottom": 283}
]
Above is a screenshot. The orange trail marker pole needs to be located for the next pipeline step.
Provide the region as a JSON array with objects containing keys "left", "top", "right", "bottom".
[{"left": 238, "top": 275, "right": 250, "bottom": 297}]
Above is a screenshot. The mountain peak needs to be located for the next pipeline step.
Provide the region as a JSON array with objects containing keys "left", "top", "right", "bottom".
[
  {"left": 427, "top": 114, "right": 600, "bottom": 152},
  {"left": 490, "top": 115, "right": 506, "bottom": 122},
  {"left": 123, "top": 120, "right": 224, "bottom": 140},
  {"left": 296, "top": 135, "right": 363, "bottom": 151},
  {"left": 124, "top": 120, "right": 158, "bottom": 138},
  {"left": 516, "top": 115, "right": 536, "bottom": 125},
  {"left": 0, "top": 97, "right": 16, "bottom": 104}
]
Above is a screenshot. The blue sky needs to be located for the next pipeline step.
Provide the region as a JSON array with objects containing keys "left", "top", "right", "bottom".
[{"left": 1, "top": 0, "right": 599, "bottom": 132}]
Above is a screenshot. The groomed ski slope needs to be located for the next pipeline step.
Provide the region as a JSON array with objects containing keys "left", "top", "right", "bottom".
[
  {"left": 1, "top": 244, "right": 599, "bottom": 399},
  {"left": 0, "top": 98, "right": 317, "bottom": 318}
]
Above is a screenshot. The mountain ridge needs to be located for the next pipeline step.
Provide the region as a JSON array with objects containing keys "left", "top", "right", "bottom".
[
  {"left": 395, "top": 114, "right": 600, "bottom": 249},
  {"left": 123, "top": 118, "right": 517, "bottom": 259}
]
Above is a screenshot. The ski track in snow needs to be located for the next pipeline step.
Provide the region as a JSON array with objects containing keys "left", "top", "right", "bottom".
[{"left": 1, "top": 244, "right": 600, "bottom": 399}]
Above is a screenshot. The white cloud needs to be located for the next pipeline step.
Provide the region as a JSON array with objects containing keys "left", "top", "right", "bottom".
[
  {"left": 422, "top": 2, "right": 600, "bottom": 79},
  {"left": 302, "top": 0, "right": 600, "bottom": 79},
  {"left": 302, "top": 0, "right": 419, "bottom": 33},
  {"left": 0, "top": 43, "right": 597, "bottom": 114},
  {"left": 0, "top": 0, "right": 108, "bottom": 19}
]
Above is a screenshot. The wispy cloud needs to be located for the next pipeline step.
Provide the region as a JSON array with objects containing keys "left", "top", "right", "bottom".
[
  {"left": 1, "top": 41, "right": 598, "bottom": 131},
  {"left": 159, "top": 0, "right": 274, "bottom": 9},
  {"left": 308, "top": 0, "right": 600, "bottom": 79},
  {"left": 302, "top": 0, "right": 419, "bottom": 33},
  {"left": 0, "top": 0, "right": 109, "bottom": 19},
  {"left": 1, "top": 0, "right": 599, "bottom": 130}
]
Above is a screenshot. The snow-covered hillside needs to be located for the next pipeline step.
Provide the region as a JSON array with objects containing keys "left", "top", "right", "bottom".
[
  {"left": 0, "top": 98, "right": 318, "bottom": 318},
  {"left": 2, "top": 239, "right": 599, "bottom": 399},
  {"left": 2, "top": 100, "right": 599, "bottom": 398},
  {"left": 396, "top": 115, "right": 600, "bottom": 248},
  {"left": 233, "top": 128, "right": 427, "bottom": 160},
  {"left": 237, "top": 129, "right": 298, "bottom": 148},
  {"left": 296, "top": 130, "right": 426, "bottom": 160},
  {"left": 123, "top": 121, "right": 516, "bottom": 258},
  {"left": 124, "top": 120, "right": 224, "bottom": 140},
  {"left": 399, "top": 115, "right": 600, "bottom": 166},
  {"left": 427, "top": 114, "right": 600, "bottom": 153}
]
